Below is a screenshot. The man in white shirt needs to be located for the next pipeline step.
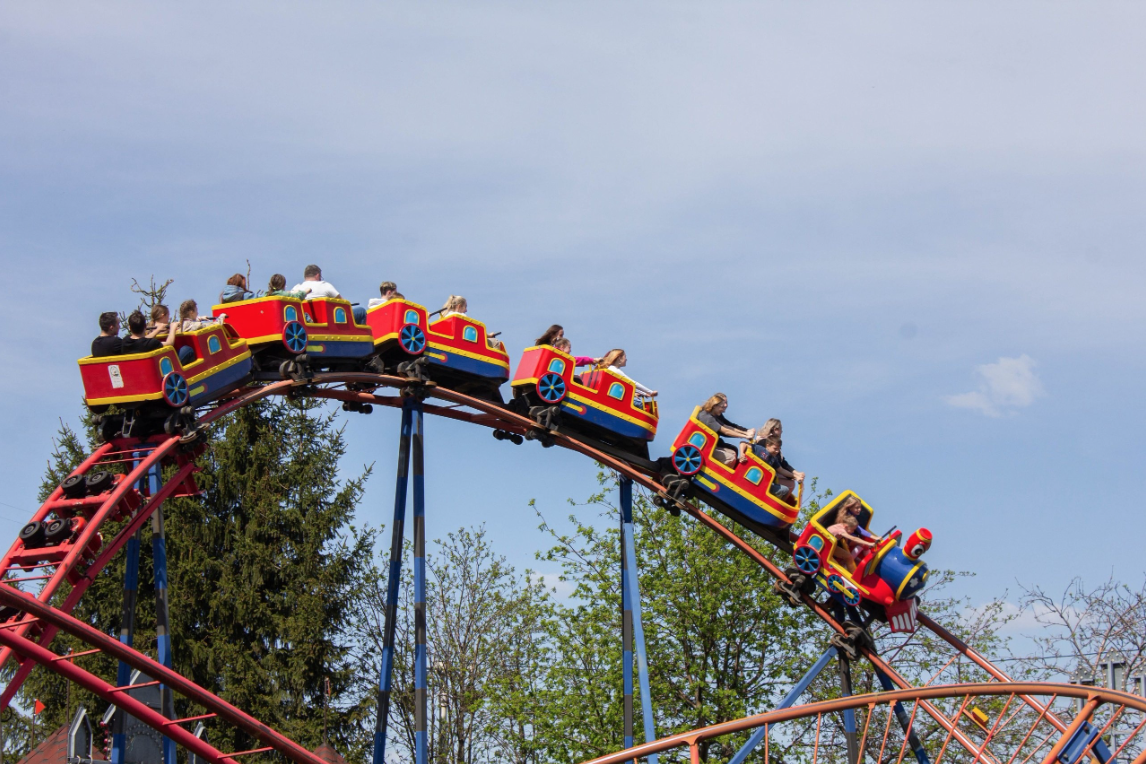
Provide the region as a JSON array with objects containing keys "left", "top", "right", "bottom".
[
  {"left": 292, "top": 264, "right": 366, "bottom": 323},
  {"left": 291, "top": 264, "right": 342, "bottom": 299},
  {"left": 367, "top": 281, "right": 397, "bottom": 309}
]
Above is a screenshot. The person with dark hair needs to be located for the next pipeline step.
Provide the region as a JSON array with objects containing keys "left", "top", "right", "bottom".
[
  {"left": 535, "top": 324, "right": 563, "bottom": 346},
  {"left": 267, "top": 274, "right": 306, "bottom": 299},
  {"left": 122, "top": 310, "right": 177, "bottom": 355},
  {"left": 91, "top": 312, "right": 122, "bottom": 357},
  {"left": 756, "top": 437, "right": 795, "bottom": 504},
  {"left": 368, "top": 281, "right": 398, "bottom": 308},
  {"left": 219, "top": 274, "right": 254, "bottom": 304},
  {"left": 291, "top": 265, "right": 366, "bottom": 322}
]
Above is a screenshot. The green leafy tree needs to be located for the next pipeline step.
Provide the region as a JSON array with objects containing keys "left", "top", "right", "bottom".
[{"left": 22, "top": 399, "right": 377, "bottom": 761}]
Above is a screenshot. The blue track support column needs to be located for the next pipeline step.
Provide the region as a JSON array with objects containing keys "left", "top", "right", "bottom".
[
  {"left": 621, "top": 484, "right": 634, "bottom": 752},
  {"left": 111, "top": 454, "right": 147, "bottom": 764},
  {"left": 839, "top": 655, "right": 858, "bottom": 764},
  {"left": 149, "top": 462, "right": 176, "bottom": 764},
  {"left": 373, "top": 403, "right": 414, "bottom": 764},
  {"left": 730, "top": 646, "right": 840, "bottom": 764},
  {"left": 619, "top": 478, "right": 658, "bottom": 764},
  {"left": 412, "top": 401, "right": 427, "bottom": 764},
  {"left": 876, "top": 669, "right": 930, "bottom": 764}
]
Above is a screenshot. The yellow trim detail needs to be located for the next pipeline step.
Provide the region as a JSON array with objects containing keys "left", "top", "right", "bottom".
[
  {"left": 426, "top": 342, "right": 510, "bottom": 369},
  {"left": 564, "top": 390, "right": 657, "bottom": 432},
  {"left": 895, "top": 562, "right": 925, "bottom": 600},
  {"left": 186, "top": 350, "right": 251, "bottom": 384}
]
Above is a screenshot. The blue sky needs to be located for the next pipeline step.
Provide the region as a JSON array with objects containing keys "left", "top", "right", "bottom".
[{"left": 1, "top": 2, "right": 1144, "bottom": 633}]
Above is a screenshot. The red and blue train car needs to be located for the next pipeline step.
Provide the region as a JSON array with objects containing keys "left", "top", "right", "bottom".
[
  {"left": 363, "top": 298, "right": 429, "bottom": 372},
  {"left": 510, "top": 346, "right": 658, "bottom": 458},
  {"left": 791, "top": 492, "right": 931, "bottom": 632},
  {"left": 667, "top": 408, "right": 799, "bottom": 544},
  {"left": 423, "top": 314, "right": 510, "bottom": 402},
  {"left": 79, "top": 323, "right": 252, "bottom": 435},
  {"left": 216, "top": 295, "right": 374, "bottom": 374}
]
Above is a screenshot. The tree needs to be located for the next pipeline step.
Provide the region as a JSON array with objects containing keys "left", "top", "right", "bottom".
[
  {"left": 22, "top": 398, "right": 377, "bottom": 761},
  {"left": 362, "top": 526, "right": 552, "bottom": 764},
  {"left": 530, "top": 473, "right": 825, "bottom": 763}
]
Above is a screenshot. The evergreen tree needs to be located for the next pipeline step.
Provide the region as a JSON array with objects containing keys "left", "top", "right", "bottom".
[{"left": 23, "top": 398, "right": 377, "bottom": 761}]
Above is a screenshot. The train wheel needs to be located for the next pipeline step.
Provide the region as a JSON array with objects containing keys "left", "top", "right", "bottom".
[
  {"left": 162, "top": 372, "right": 189, "bottom": 407},
  {"left": 827, "top": 574, "right": 861, "bottom": 607},
  {"left": 794, "top": 545, "right": 820, "bottom": 575},
  {"left": 279, "top": 360, "right": 296, "bottom": 380},
  {"left": 164, "top": 413, "right": 182, "bottom": 436},
  {"left": 84, "top": 471, "right": 115, "bottom": 496},
  {"left": 536, "top": 373, "right": 566, "bottom": 404},
  {"left": 282, "top": 321, "right": 308, "bottom": 354},
  {"left": 19, "top": 522, "right": 46, "bottom": 550},
  {"left": 43, "top": 519, "right": 72, "bottom": 547},
  {"left": 672, "top": 444, "right": 703, "bottom": 476},
  {"left": 399, "top": 324, "right": 426, "bottom": 355},
  {"left": 60, "top": 475, "right": 86, "bottom": 499}
]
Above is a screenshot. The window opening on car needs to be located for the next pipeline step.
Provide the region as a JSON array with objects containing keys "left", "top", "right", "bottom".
[
  {"left": 334, "top": 307, "right": 347, "bottom": 324},
  {"left": 208, "top": 336, "right": 222, "bottom": 354},
  {"left": 745, "top": 467, "right": 763, "bottom": 485},
  {"left": 608, "top": 382, "right": 624, "bottom": 400},
  {"left": 159, "top": 357, "right": 174, "bottom": 376},
  {"left": 404, "top": 309, "right": 419, "bottom": 324},
  {"left": 463, "top": 326, "right": 478, "bottom": 342},
  {"left": 688, "top": 433, "right": 706, "bottom": 448},
  {"left": 548, "top": 359, "right": 565, "bottom": 375},
  {"left": 284, "top": 306, "right": 297, "bottom": 322}
]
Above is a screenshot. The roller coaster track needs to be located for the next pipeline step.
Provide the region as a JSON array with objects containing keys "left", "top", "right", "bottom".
[{"left": 0, "top": 372, "right": 1116, "bottom": 764}]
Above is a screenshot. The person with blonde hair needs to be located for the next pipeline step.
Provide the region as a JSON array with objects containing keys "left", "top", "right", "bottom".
[
  {"left": 598, "top": 349, "right": 656, "bottom": 399},
  {"left": 696, "top": 393, "right": 755, "bottom": 466},
  {"left": 441, "top": 295, "right": 468, "bottom": 317},
  {"left": 826, "top": 513, "right": 875, "bottom": 573}
]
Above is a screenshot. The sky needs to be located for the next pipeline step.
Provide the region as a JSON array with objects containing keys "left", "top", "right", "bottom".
[{"left": 1, "top": 2, "right": 1144, "bottom": 652}]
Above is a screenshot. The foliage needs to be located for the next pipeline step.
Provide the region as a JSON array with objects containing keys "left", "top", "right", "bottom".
[
  {"left": 361, "top": 526, "right": 552, "bottom": 764},
  {"left": 21, "top": 399, "right": 376, "bottom": 762}
]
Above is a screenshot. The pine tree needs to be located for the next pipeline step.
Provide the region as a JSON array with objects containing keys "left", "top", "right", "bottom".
[{"left": 23, "top": 398, "right": 377, "bottom": 761}]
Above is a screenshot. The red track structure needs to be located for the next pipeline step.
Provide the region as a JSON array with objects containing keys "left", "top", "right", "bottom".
[{"left": 0, "top": 371, "right": 1135, "bottom": 764}]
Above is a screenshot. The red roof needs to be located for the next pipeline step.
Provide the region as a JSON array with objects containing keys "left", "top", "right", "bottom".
[{"left": 16, "top": 722, "right": 106, "bottom": 764}]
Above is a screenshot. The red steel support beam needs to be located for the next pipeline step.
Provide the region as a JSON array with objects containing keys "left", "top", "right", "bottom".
[
  {"left": 0, "top": 626, "right": 237, "bottom": 764},
  {"left": 918, "top": 612, "right": 1068, "bottom": 733},
  {"left": 0, "top": 584, "right": 330, "bottom": 764}
]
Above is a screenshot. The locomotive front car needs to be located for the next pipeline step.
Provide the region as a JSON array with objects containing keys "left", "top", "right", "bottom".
[
  {"left": 791, "top": 492, "right": 931, "bottom": 632},
  {"left": 424, "top": 314, "right": 510, "bottom": 402},
  {"left": 79, "top": 323, "right": 252, "bottom": 438},
  {"left": 666, "top": 408, "right": 798, "bottom": 546},
  {"left": 363, "top": 298, "right": 429, "bottom": 373},
  {"left": 510, "top": 346, "right": 658, "bottom": 459},
  {"left": 217, "top": 296, "right": 373, "bottom": 376}
]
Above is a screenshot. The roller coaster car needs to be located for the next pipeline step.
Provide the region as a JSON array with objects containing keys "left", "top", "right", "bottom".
[
  {"left": 666, "top": 408, "right": 798, "bottom": 545},
  {"left": 78, "top": 324, "right": 252, "bottom": 437},
  {"left": 423, "top": 314, "right": 510, "bottom": 403},
  {"left": 363, "top": 298, "right": 429, "bottom": 375},
  {"left": 216, "top": 296, "right": 374, "bottom": 376},
  {"left": 790, "top": 492, "right": 931, "bottom": 633},
  {"left": 510, "top": 346, "right": 658, "bottom": 459}
]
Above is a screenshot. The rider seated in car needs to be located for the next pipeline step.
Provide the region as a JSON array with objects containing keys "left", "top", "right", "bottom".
[
  {"left": 826, "top": 513, "right": 876, "bottom": 573},
  {"left": 696, "top": 393, "right": 755, "bottom": 466},
  {"left": 598, "top": 349, "right": 656, "bottom": 402},
  {"left": 755, "top": 437, "right": 797, "bottom": 505},
  {"left": 121, "top": 310, "right": 178, "bottom": 356},
  {"left": 91, "top": 312, "right": 123, "bottom": 357}
]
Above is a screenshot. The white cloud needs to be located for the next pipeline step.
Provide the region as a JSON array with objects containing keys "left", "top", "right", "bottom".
[{"left": 945, "top": 355, "right": 1045, "bottom": 417}]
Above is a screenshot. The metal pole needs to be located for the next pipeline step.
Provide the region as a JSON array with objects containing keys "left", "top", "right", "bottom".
[
  {"left": 619, "top": 478, "right": 658, "bottom": 764},
  {"left": 730, "top": 646, "right": 841, "bottom": 764},
  {"left": 621, "top": 480, "right": 634, "bottom": 754},
  {"left": 876, "top": 669, "right": 931, "bottom": 764},
  {"left": 111, "top": 448, "right": 144, "bottom": 764},
  {"left": 840, "top": 654, "right": 859, "bottom": 764},
  {"left": 149, "top": 463, "right": 177, "bottom": 764},
  {"left": 412, "top": 401, "right": 428, "bottom": 764},
  {"left": 373, "top": 402, "right": 413, "bottom": 764}
]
